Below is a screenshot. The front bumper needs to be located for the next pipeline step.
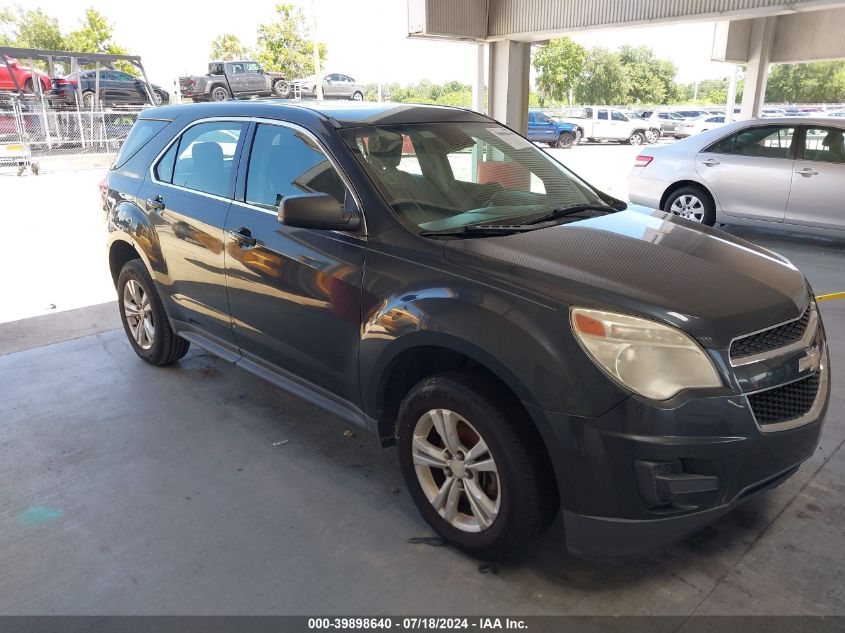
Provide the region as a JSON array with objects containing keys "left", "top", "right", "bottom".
[{"left": 526, "top": 333, "right": 829, "bottom": 560}]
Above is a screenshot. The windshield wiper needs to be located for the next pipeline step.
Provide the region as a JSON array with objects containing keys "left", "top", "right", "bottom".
[
  {"left": 419, "top": 224, "right": 538, "bottom": 237},
  {"left": 523, "top": 203, "right": 616, "bottom": 225}
]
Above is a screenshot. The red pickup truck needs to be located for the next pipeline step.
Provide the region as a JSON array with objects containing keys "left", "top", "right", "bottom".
[{"left": 0, "top": 56, "right": 52, "bottom": 93}]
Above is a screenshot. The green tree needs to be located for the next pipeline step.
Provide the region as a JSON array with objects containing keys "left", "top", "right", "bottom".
[
  {"left": 65, "top": 8, "right": 136, "bottom": 75},
  {"left": 255, "top": 3, "right": 326, "bottom": 79},
  {"left": 211, "top": 34, "right": 248, "bottom": 61},
  {"left": 618, "top": 45, "right": 678, "bottom": 104},
  {"left": 6, "top": 7, "right": 65, "bottom": 50},
  {"left": 575, "top": 48, "right": 630, "bottom": 105},
  {"left": 532, "top": 37, "right": 587, "bottom": 106},
  {"left": 766, "top": 62, "right": 845, "bottom": 103}
]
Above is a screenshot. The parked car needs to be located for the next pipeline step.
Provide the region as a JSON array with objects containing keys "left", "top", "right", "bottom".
[
  {"left": 104, "top": 101, "right": 829, "bottom": 560},
  {"left": 674, "top": 114, "right": 727, "bottom": 137},
  {"left": 672, "top": 109, "right": 710, "bottom": 119},
  {"left": 179, "top": 61, "right": 289, "bottom": 102},
  {"left": 629, "top": 117, "right": 844, "bottom": 237},
  {"left": 639, "top": 110, "right": 685, "bottom": 138},
  {"left": 0, "top": 56, "right": 51, "bottom": 93},
  {"left": 826, "top": 110, "right": 845, "bottom": 118},
  {"left": 51, "top": 69, "right": 168, "bottom": 107},
  {"left": 527, "top": 110, "right": 578, "bottom": 148},
  {"left": 557, "top": 106, "right": 654, "bottom": 145},
  {"left": 289, "top": 73, "right": 364, "bottom": 100},
  {"left": 762, "top": 108, "right": 787, "bottom": 118}
]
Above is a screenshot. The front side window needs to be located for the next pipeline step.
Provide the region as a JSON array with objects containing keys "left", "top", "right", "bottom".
[
  {"left": 802, "top": 127, "right": 845, "bottom": 163},
  {"left": 245, "top": 123, "right": 349, "bottom": 210},
  {"left": 163, "top": 121, "right": 246, "bottom": 197},
  {"left": 245, "top": 62, "right": 261, "bottom": 73},
  {"left": 340, "top": 122, "right": 604, "bottom": 232}
]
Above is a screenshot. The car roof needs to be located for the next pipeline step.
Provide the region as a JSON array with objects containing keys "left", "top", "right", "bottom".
[{"left": 140, "top": 100, "right": 491, "bottom": 128}]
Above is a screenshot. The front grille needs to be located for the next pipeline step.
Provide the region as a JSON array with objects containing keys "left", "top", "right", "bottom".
[
  {"left": 748, "top": 373, "right": 819, "bottom": 426},
  {"left": 731, "top": 306, "right": 811, "bottom": 362}
]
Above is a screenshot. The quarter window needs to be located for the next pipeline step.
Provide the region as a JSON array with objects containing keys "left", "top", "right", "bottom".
[
  {"left": 112, "top": 119, "right": 168, "bottom": 169},
  {"left": 245, "top": 123, "right": 350, "bottom": 210},
  {"left": 802, "top": 127, "right": 845, "bottom": 163},
  {"left": 160, "top": 121, "right": 246, "bottom": 197}
]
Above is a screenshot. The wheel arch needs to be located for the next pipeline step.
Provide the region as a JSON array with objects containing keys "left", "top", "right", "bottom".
[
  {"left": 659, "top": 179, "right": 719, "bottom": 213},
  {"left": 367, "top": 332, "right": 538, "bottom": 448}
]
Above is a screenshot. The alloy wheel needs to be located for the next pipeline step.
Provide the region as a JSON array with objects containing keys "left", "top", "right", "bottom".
[
  {"left": 123, "top": 279, "right": 155, "bottom": 350},
  {"left": 670, "top": 194, "right": 705, "bottom": 222},
  {"left": 411, "top": 408, "right": 501, "bottom": 532}
]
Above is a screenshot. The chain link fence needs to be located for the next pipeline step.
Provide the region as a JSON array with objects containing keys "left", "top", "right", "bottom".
[{"left": 1, "top": 96, "right": 147, "bottom": 172}]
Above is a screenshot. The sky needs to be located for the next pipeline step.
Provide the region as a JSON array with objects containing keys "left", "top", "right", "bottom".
[{"left": 8, "top": 0, "right": 736, "bottom": 89}]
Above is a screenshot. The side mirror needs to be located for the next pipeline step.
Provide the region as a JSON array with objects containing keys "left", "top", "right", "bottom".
[{"left": 278, "top": 193, "right": 361, "bottom": 231}]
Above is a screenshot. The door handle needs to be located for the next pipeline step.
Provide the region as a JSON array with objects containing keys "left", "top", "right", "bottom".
[
  {"left": 701, "top": 158, "right": 720, "bottom": 166},
  {"left": 227, "top": 227, "right": 257, "bottom": 247},
  {"left": 795, "top": 167, "right": 818, "bottom": 176},
  {"left": 146, "top": 195, "right": 165, "bottom": 212}
]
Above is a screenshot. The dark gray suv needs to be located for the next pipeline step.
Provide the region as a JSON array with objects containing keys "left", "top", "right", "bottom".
[{"left": 104, "top": 101, "right": 829, "bottom": 560}]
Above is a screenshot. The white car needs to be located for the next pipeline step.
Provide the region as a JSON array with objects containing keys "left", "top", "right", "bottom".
[
  {"left": 628, "top": 117, "right": 845, "bottom": 237},
  {"left": 674, "top": 115, "right": 727, "bottom": 137}
]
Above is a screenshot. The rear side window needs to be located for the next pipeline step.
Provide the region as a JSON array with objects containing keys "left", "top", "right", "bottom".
[
  {"left": 706, "top": 126, "right": 795, "bottom": 158},
  {"left": 245, "top": 123, "right": 349, "bottom": 209},
  {"left": 802, "top": 127, "right": 845, "bottom": 163},
  {"left": 155, "top": 121, "right": 246, "bottom": 197},
  {"left": 112, "top": 119, "right": 168, "bottom": 169}
]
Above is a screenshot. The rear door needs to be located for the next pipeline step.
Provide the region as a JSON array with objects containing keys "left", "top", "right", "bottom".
[
  {"left": 695, "top": 124, "right": 797, "bottom": 222},
  {"left": 785, "top": 125, "right": 845, "bottom": 231},
  {"left": 227, "top": 62, "right": 249, "bottom": 95},
  {"left": 244, "top": 62, "right": 266, "bottom": 93},
  {"left": 610, "top": 110, "right": 630, "bottom": 139},
  {"left": 224, "top": 121, "right": 365, "bottom": 403},
  {"left": 138, "top": 119, "right": 249, "bottom": 346},
  {"left": 593, "top": 109, "right": 612, "bottom": 139}
]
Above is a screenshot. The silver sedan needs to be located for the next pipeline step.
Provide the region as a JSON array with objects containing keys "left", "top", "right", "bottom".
[
  {"left": 628, "top": 117, "right": 845, "bottom": 237},
  {"left": 290, "top": 73, "right": 365, "bottom": 100}
]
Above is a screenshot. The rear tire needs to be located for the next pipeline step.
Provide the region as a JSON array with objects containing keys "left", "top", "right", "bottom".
[
  {"left": 273, "top": 80, "right": 291, "bottom": 98},
  {"left": 629, "top": 131, "right": 645, "bottom": 145},
  {"left": 117, "top": 259, "right": 189, "bottom": 366},
  {"left": 398, "top": 370, "right": 557, "bottom": 559},
  {"left": 664, "top": 185, "right": 716, "bottom": 226},
  {"left": 24, "top": 78, "right": 34, "bottom": 93},
  {"left": 210, "top": 86, "right": 230, "bottom": 102}
]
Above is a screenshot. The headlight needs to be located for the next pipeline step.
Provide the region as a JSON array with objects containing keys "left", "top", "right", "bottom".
[{"left": 571, "top": 308, "right": 722, "bottom": 400}]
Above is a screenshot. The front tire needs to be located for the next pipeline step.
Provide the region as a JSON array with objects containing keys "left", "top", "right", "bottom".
[
  {"left": 555, "top": 131, "right": 575, "bottom": 149},
  {"left": 645, "top": 128, "right": 660, "bottom": 144},
  {"left": 273, "top": 80, "right": 291, "bottom": 98},
  {"left": 117, "top": 259, "right": 189, "bottom": 366},
  {"left": 398, "top": 371, "right": 556, "bottom": 559},
  {"left": 664, "top": 185, "right": 716, "bottom": 226},
  {"left": 351, "top": 91, "right": 363, "bottom": 101},
  {"left": 153, "top": 89, "right": 166, "bottom": 106}
]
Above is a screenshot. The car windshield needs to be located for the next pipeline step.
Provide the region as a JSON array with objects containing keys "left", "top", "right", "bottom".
[{"left": 339, "top": 122, "right": 604, "bottom": 232}]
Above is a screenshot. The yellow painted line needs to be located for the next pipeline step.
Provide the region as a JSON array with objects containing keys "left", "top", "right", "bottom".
[{"left": 816, "top": 292, "right": 845, "bottom": 302}]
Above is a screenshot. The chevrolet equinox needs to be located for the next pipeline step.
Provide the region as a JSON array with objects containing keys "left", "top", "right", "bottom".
[{"left": 104, "top": 101, "right": 830, "bottom": 560}]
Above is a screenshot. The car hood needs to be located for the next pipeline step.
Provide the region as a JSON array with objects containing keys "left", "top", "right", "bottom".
[{"left": 443, "top": 208, "right": 810, "bottom": 348}]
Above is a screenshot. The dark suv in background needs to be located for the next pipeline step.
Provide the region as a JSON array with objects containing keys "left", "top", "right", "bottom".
[{"left": 103, "top": 101, "right": 829, "bottom": 560}]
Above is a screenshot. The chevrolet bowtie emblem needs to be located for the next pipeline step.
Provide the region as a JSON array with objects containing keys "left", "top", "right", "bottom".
[{"left": 799, "top": 346, "right": 821, "bottom": 373}]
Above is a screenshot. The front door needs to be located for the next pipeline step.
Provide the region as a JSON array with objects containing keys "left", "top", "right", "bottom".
[
  {"left": 244, "top": 62, "right": 267, "bottom": 93},
  {"left": 786, "top": 126, "right": 845, "bottom": 231},
  {"left": 696, "top": 124, "right": 796, "bottom": 222},
  {"left": 227, "top": 62, "right": 250, "bottom": 95},
  {"left": 139, "top": 119, "right": 249, "bottom": 346},
  {"left": 224, "top": 122, "right": 365, "bottom": 404}
]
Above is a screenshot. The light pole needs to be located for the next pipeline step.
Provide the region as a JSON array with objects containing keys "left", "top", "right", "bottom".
[{"left": 312, "top": 0, "right": 323, "bottom": 99}]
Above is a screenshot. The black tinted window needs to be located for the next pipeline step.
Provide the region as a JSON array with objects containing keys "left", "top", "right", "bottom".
[
  {"left": 803, "top": 127, "right": 845, "bottom": 163},
  {"left": 597, "top": 111, "right": 608, "bottom": 120},
  {"left": 169, "top": 121, "right": 246, "bottom": 197},
  {"left": 706, "top": 126, "right": 795, "bottom": 158},
  {"left": 112, "top": 119, "right": 168, "bottom": 169},
  {"left": 245, "top": 123, "right": 348, "bottom": 209}
]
